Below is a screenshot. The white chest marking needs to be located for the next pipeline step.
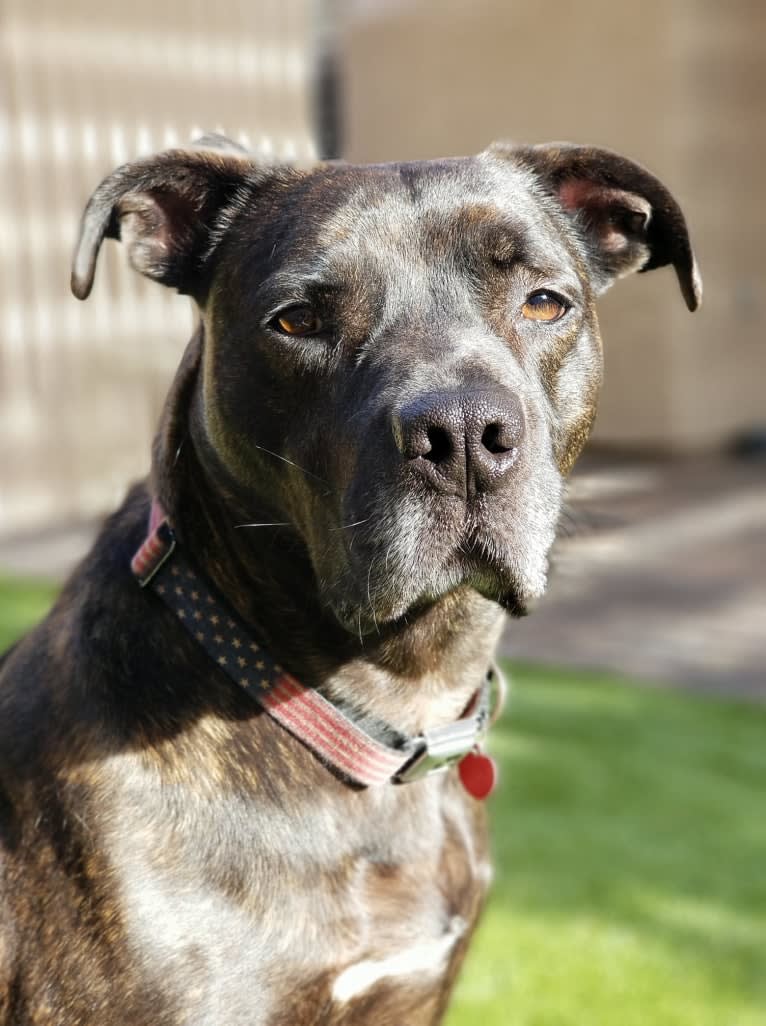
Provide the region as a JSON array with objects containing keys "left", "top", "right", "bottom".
[{"left": 331, "top": 916, "right": 466, "bottom": 1004}]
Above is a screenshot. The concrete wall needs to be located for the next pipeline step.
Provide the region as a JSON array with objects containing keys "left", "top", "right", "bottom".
[{"left": 339, "top": 0, "right": 766, "bottom": 449}]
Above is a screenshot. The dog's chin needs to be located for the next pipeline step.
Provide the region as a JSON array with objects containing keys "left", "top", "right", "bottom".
[{"left": 327, "top": 554, "right": 539, "bottom": 638}]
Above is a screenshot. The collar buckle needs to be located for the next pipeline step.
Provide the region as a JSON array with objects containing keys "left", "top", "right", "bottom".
[
  {"left": 393, "top": 665, "right": 502, "bottom": 784},
  {"left": 394, "top": 718, "right": 481, "bottom": 783}
]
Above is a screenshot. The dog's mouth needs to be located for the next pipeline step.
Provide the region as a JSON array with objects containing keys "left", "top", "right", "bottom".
[
  {"left": 325, "top": 521, "right": 545, "bottom": 637},
  {"left": 305, "top": 449, "right": 562, "bottom": 638}
]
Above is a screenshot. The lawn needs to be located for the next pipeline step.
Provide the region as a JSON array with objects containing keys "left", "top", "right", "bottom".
[
  {"left": 447, "top": 672, "right": 766, "bottom": 1026},
  {"left": 0, "top": 576, "right": 59, "bottom": 653},
  {"left": 2, "top": 579, "right": 765, "bottom": 1025}
]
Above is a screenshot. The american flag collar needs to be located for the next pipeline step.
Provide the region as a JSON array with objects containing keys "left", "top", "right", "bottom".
[{"left": 131, "top": 501, "right": 505, "bottom": 798}]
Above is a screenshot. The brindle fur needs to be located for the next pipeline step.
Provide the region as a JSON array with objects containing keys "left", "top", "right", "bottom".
[{"left": 0, "top": 136, "right": 699, "bottom": 1025}]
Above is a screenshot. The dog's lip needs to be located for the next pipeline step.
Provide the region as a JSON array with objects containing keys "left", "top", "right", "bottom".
[
  {"left": 329, "top": 583, "right": 528, "bottom": 638},
  {"left": 327, "top": 543, "right": 535, "bottom": 635},
  {"left": 329, "top": 589, "right": 455, "bottom": 637}
]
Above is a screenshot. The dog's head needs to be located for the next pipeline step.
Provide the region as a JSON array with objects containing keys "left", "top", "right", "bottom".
[{"left": 73, "top": 136, "right": 700, "bottom": 635}]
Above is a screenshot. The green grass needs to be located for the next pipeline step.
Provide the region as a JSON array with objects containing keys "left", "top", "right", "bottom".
[
  {"left": 0, "top": 576, "right": 59, "bottom": 653},
  {"left": 1, "top": 579, "right": 764, "bottom": 1024},
  {"left": 447, "top": 667, "right": 766, "bottom": 1026}
]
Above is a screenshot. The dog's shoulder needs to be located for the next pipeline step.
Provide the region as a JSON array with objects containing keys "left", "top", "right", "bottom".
[{"left": 0, "top": 483, "right": 151, "bottom": 756}]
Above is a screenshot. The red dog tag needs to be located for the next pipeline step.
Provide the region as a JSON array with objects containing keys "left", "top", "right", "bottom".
[{"left": 458, "top": 751, "right": 497, "bottom": 800}]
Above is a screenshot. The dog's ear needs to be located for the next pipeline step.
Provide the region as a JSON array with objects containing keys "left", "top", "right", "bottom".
[
  {"left": 489, "top": 142, "right": 702, "bottom": 311},
  {"left": 71, "top": 138, "right": 259, "bottom": 301}
]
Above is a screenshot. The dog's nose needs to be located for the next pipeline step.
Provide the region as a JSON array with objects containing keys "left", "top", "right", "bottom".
[{"left": 392, "top": 389, "right": 524, "bottom": 497}]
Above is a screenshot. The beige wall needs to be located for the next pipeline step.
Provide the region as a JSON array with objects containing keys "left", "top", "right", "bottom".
[
  {"left": 0, "top": 0, "right": 316, "bottom": 536},
  {"left": 340, "top": 0, "right": 766, "bottom": 449}
]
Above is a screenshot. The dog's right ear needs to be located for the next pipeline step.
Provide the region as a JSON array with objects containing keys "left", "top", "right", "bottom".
[
  {"left": 71, "top": 141, "right": 260, "bottom": 301},
  {"left": 487, "top": 142, "right": 702, "bottom": 311}
]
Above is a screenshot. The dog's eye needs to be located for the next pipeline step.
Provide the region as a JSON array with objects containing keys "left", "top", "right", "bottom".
[
  {"left": 271, "top": 306, "right": 323, "bottom": 337},
  {"left": 522, "top": 291, "right": 569, "bottom": 323}
]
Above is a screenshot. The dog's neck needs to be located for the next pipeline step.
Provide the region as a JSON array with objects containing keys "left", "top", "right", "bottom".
[{"left": 151, "top": 372, "right": 504, "bottom": 735}]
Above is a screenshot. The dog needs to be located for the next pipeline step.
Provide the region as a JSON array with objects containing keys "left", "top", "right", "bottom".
[{"left": 0, "top": 134, "right": 700, "bottom": 1025}]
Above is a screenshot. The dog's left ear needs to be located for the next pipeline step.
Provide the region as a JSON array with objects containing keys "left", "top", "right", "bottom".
[
  {"left": 71, "top": 137, "right": 261, "bottom": 302},
  {"left": 488, "top": 142, "right": 702, "bottom": 311}
]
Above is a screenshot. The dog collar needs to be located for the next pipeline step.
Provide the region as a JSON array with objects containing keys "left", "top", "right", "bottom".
[{"left": 131, "top": 504, "right": 505, "bottom": 799}]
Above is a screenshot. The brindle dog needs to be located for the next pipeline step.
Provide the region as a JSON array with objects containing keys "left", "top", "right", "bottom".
[{"left": 0, "top": 136, "right": 700, "bottom": 1025}]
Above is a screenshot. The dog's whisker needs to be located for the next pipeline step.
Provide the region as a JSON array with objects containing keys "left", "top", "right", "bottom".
[
  {"left": 233, "top": 522, "right": 291, "bottom": 529},
  {"left": 384, "top": 541, "right": 394, "bottom": 575},
  {"left": 366, "top": 559, "right": 380, "bottom": 636},
  {"left": 331, "top": 517, "right": 371, "bottom": 532},
  {"left": 252, "top": 444, "right": 328, "bottom": 485},
  {"left": 173, "top": 436, "right": 186, "bottom": 467}
]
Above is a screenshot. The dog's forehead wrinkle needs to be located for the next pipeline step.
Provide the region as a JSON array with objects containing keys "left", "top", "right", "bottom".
[
  {"left": 246, "top": 161, "right": 579, "bottom": 343},
  {"left": 302, "top": 169, "right": 582, "bottom": 330},
  {"left": 323, "top": 157, "right": 520, "bottom": 243},
  {"left": 257, "top": 262, "right": 347, "bottom": 308}
]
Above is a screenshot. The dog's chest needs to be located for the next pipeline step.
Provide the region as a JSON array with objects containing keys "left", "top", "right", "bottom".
[{"left": 105, "top": 752, "right": 489, "bottom": 1026}]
